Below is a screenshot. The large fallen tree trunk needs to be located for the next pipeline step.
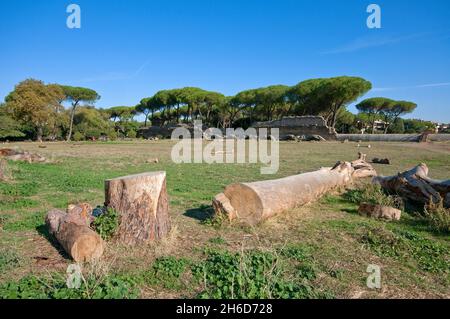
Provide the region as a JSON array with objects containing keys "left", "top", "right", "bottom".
[
  {"left": 373, "top": 163, "right": 450, "bottom": 208},
  {"left": 45, "top": 205, "right": 104, "bottom": 262},
  {"left": 0, "top": 148, "right": 46, "bottom": 163},
  {"left": 213, "top": 155, "right": 376, "bottom": 225},
  {"left": 105, "top": 172, "right": 171, "bottom": 245}
]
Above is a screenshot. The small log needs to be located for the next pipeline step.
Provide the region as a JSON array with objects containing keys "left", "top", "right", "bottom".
[
  {"left": 105, "top": 172, "right": 171, "bottom": 245},
  {"left": 372, "top": 158, "right": 390, "bottom": 165},
  {"left": 213, "top": 156, "right": 377, "bottom": 225},
  {"left": 373, "top": 163, "right": 450, "bottom": 207},
  {"left": 45, "top": 206, "right": 104, "bottom": 262},
  {"left": 358, "top": 203, "right": 401, "bottom": 221}
]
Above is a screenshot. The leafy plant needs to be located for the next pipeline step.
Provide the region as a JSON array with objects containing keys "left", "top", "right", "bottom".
[
  {"left": 192, "top": 248, "right": 332, "bottom": 299},
  {"left": 0, "top": 274, "right": 138, "bottom": 299},
  {"left": 144, "top": 256, "right": 189, "bottom": 290},
  {"left": 343, "top": 184, "right": 403, "bottom": 209},
  {"left": 359, "top": 226, "right": 449, "bottom": 274},
  {"left": 424, "top": 199, "right": 450, "bottom": 234},
  {"left": 93, "top": 208, "right": 119, "bottom": 240},
  {"left": 0, "top": 248, "right": 22, "bottom": 274}
]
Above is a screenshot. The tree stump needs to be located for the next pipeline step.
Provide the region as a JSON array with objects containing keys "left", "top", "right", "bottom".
[
  {"left": 45, "top": 207, "right": 104, "bottom": 262},
  {"left": 213, "top": 156, "right": 377, "bottom": 225},
  {"left": 105, "top": 172, "right": 171, "bottom": 245}
]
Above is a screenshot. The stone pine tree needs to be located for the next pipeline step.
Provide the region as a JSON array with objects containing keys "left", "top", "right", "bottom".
[
  {"left": 356, "top": 97, "right": 395, "bottom": 133},
  {"left": 317, "top": 76, "right": 372, "bottom": 131},
  {"left": 61, "top": 86, "right": 100, "bottom": 141}
]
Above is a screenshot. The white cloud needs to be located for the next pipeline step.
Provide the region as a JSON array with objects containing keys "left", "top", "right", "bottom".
[
  {"left": 321, "top": 33, "right": 428, "bottom": 55},
  {"left": 373, "top": 82, "right": 450, "bottom": 92},
  {"left": 80, "top": 60, "right": 150, "bottom": 83}
]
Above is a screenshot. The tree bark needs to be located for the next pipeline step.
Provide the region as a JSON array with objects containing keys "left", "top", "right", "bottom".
[
  {"left": 213, "top": 155, "right": 376, "bottom": 225},
  {"left": 373, "top": 163, "right": 450, "bottom": 208},
  {"left": 45, "top": 208, "right": 104, "bottom": 262},
  {"left": 67, "top": 101, "right": 79, "bottom": 142},
  {"left": 105, "top": 172, "right": 171, "bottom": 245}
]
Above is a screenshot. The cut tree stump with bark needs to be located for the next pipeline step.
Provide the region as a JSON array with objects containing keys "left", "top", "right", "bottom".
[
  {"left": 45, "top": 205, "right": 104, "bottom": 262},
  {"left": 213, "top": 155, "right": 377, "bottom": 225},
  {"left": 105, "top": 172, "right": 171, "bottom": 245},
  {"left": 373, "top": 163, "right": 450, "bottom": 208}
]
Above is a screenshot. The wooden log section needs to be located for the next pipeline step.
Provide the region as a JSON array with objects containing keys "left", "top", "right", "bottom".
[
  {"left": 105, "top": 172, "right": 171, "bottom": 245},
  {"left": 213, "top": 157, "right": 376, "bottom": 225},
  {"left": 45, "top": 207, "right": 104, "bottom": 262},
  {"left": 373, "top": 163, "right": 450, "bottom": 208}
]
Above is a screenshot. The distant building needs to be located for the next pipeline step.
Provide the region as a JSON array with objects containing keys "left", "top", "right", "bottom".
[
  {"left": 436, "top": 123, "right": 449, "bottom": 133},
  {"left": 253, "top": 116, "right": 337, "bottom": 140}
]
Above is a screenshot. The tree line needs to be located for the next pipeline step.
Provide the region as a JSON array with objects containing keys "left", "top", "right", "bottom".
[{"left": 1, "top": 77, "right": 436, "bottom": 142}]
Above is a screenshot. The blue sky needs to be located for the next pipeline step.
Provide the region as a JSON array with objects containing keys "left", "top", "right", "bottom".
[{"left": 1, "top": 0, "right": 449, "bottom": 122}]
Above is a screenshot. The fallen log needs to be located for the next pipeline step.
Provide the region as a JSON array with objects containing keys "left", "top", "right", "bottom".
[
  {"left": 105, "top": 171, "right": 171, "bottom": 245},
  {"left": 0, "top": 148, "right": 46, "bottom": 163},
  {"left": 45, "top": 205, "right": 104, "bottom": 262},
  {"left": 373, "top": 163, "right": 450, "bottom": 208},
  {"left": 372, "top": 158, "right": 390, "bottom": 165},
  {"left": 213, "top": 155, "right": 377, "bottom": 225}
]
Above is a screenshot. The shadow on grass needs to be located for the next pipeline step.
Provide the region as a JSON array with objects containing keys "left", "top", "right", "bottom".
[
  {"left": 184, "top": 204, "right": 214, "bottom": 222},
  {"left": 35, "top": 224, "right": 71, "bottom": 260}
]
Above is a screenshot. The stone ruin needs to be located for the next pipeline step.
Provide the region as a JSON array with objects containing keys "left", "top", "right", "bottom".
[
  {"left": 138, "top": 116, "right": 337, "bottom": 141},
  {"left": 253, "top": 116, "right": 337, "bottom": 141}
]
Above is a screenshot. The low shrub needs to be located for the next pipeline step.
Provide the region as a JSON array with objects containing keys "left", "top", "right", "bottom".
[
  {"left": 424, "top": 199, "right": 450, "bottom": 234},
  {"left": 344, "top": 184, "right": 403, "bottom": 209},
  {"left": 192, "top": 248, "right": 332, "bottom": 299},
  {"left": 93, "top": 208, "right": 119, "bottom": 240}
]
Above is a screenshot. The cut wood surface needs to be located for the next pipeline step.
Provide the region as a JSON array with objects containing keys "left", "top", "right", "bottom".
[
  {"left": 213, "top": 155, "right": 377, "bottom": 225},
  {"left": 373, "top": 163, "right": 450, "bottom": 208},
  {"left": 105, "top": 171, "right": 171, "bottom": 245},
  {"left": 45, "top": 205, "right": 104, "bottom": 262}
]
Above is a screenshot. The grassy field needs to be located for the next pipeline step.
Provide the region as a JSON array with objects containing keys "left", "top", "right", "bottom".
[{"left": 0, "top": 140, "right": 449, "bottom": 299}]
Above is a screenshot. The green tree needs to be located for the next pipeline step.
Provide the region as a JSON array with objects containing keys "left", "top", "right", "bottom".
[
  {"left": 317, "top": 76, "right": 372, "bottom": 130},
  {"left": 104, "top": 106, "right": 137, "bottom": 137},
  {"left": 0, "top": 103, "right": 25, "bottom": 139},
  {"left": 335, "top": 108, "right": 356, "bottom": 133},
  {"left": 5, "top": 79, "right": 65, "bottom": 141},
  {"left": 73, "top": 106, "right": 113, "bottom": 140},
  {"left": 356, "top": 97, "right": 395, "bottom": 133},
  {"left": 387, "top": 118, "right": 405, "bottom": 134},
  {"left": 136, "top": 97, "right": 155, "bottom": 127},
  {"left": 404, "top": 119, "right": 435, "bottom": 133},
  {"left": 61, "top": 86, "right": 100, "bottom": 141},
  {"left": 381, "top": 100, "right": 417, "bottom": 133},
  {"left": 287, "top": 78, "right": 327, "bottom": 116},
  {"left": 255, "top": 85, "right": 290, "bottom": 121}
]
